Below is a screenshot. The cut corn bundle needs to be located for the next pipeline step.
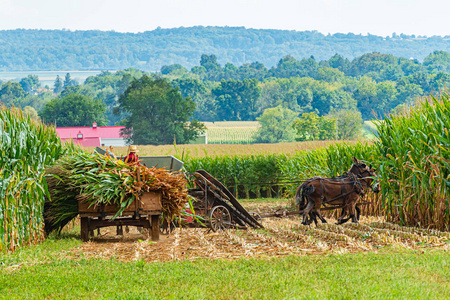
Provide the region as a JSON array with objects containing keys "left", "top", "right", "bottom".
[{"left": 44, "top": 151, "right": 189, "bottom": 234}]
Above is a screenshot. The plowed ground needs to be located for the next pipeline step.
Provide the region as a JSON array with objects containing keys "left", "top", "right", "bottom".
[{"left": 64, "top": 201, "right": 450, "bottom": 262}]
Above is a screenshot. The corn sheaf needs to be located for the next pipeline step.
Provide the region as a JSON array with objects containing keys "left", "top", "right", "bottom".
[{"left": 44, "top": 151, "right": 190, "bottom": 234}]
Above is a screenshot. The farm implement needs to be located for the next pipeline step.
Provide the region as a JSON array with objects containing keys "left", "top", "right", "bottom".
[{"left": 187, "top": 170, "right": 264, "bottom": 231}]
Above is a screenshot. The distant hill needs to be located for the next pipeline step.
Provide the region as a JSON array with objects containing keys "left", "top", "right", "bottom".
[{"left": 1, "top": 27, "right": 450, "bottom": 71}]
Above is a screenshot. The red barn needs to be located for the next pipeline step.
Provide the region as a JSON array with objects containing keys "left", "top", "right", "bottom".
[{"left": 55, "top": 122, "right": 129, "bottom": 147}]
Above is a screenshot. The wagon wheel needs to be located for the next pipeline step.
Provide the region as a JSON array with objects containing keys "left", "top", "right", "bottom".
[
  {"left": 209, "top": 205, "right": 231, "bottom": 231},
  {"left": 249, "top": 211, "right": 263, "bottom": 225}
]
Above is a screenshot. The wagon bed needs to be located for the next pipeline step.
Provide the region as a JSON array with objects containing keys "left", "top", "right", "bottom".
[{"left": 78, "top": 191, "right": 162, "bottom": 241}]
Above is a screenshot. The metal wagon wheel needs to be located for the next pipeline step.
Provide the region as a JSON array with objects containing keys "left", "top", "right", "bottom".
[
  {"left": 209, "top": 205, "right": 231, "bottom": 231},
  {"left": 249, "top": 211, "right": 263, "bottom": 225}
]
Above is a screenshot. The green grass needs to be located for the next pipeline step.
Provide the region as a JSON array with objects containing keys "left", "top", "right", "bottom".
[{"left": 0, "top": 234, "right": 449, "bottom": 299}]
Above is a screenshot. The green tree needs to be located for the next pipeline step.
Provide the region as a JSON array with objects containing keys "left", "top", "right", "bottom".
[
  {"left": 222, "top": 63, "right": 238, "bottom": 80},
  {"left": 115, "top": 75, "right": 205, "bottom": 145},
  {"left": 429, "top": 72, "right": 450, "bottom": 93},
  {"left": 423, "top": 50, "right": 450, "bottom": 73},
  {"left": 19, "top": 75, "right": 41, "bottom": 93},
  {"left": 269, "top": 55, "right": 319, "bottom": 79},
  {"left": 161, "top": 64, "right": 187, "bottom": 76},
  {"left": 200, "top": 54, "right": 222, "bottom": 80},
  {"left": 317, "top": 67, "right": 346, "bottom": 83},
  {"left": 327, "top": 53, "right": 350, "bottom": 73},
  {"left": 39, "top": 93, "right": 107, "bottom": 127},
  {"left": 255, "top": 106, "right": 297, "bottom": 143},
  {"left": 237, "top": 62, "right": 268, "bottom": 80},
  {"left": 212, "top": 79, "right": 261, "bottom": 121},
  {"left": 23, "top": 106, "right": 39, "bottom": 120},
  {"left": 54, "top": 75, "right": 63, "bottom": 94},
  {"left": 353, "top": 76, "right": 379, "bottom": 120},
  {"left": 292, "top": 112, "right": 336, "bottom": 141},
  {"left": 0, "top": 81, "right": 26, "bottom": 106},
  {"left": 173, "top": 78, "right": 216, "bottom": 121},
  {"left": 63, "top": 73, "right": 78, "bottom": 88},
  {"left": 327, "top": 109, "right": 363, "bottom": 140}
]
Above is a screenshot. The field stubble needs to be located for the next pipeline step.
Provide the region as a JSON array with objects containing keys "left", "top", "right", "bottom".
[{"left": 62, "top": 200, "right": 450, "bottom": 263}]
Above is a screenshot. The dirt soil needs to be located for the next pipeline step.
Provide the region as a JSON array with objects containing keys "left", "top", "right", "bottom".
[{"left": 63, "top": 201, "right": 450, "bottom": 262}]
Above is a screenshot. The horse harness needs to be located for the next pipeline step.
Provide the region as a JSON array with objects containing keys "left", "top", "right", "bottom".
[{"left": 318, "top": 172, "right": 365, "bottom": 206}]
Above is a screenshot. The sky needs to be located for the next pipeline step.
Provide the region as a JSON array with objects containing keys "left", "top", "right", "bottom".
[{"left": 0, "top": 0, "right": 449, "bottom": 37}]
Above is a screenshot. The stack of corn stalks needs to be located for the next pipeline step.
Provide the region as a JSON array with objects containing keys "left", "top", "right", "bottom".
[
  {"left": 0, "top": 106, "right": 64, "bottom": 251},
  {"left": 44, "top": 151, "right": 190, "bottom": 234}
]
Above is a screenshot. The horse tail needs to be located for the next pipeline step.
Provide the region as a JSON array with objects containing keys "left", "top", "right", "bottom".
[
  {"left": 296, "top": 182, "right": 315, "bottom": 210},
  {"left": 295, "top": 184, "right": 303, "bottom": 207}
]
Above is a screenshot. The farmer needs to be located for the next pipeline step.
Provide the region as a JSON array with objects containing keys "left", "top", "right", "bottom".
[{"left": 124, "top": 145, "right": 140, "bottom": 165}]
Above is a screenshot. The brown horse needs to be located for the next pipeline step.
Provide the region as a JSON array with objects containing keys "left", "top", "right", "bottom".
[{"left": 296, "top": 157, "right": 379, "bottom": 225}]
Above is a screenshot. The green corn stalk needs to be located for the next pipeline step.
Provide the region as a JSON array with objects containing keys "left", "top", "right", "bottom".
[{"left": 0, "top": 106, "right": 63, "bottom": 252}]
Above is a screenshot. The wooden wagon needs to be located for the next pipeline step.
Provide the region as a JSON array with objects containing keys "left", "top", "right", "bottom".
[{"left": 78, "top": 191, "right": 162, "bottom": 242}]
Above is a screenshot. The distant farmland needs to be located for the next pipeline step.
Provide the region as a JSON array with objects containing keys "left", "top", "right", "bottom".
[
  {"left": 96, "top": 140, "right": 341, "bottom": 159},
  {"left": 204, "top": 121, "right": 259, "bottom": 144}
]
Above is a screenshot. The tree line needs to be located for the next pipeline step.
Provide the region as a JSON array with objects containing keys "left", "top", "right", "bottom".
[
  {"left": 2, "top": 27, "right": 450, "bottom": 71},
  {"left": 1, "top": 51, "right": 450, "bottom": 144}
]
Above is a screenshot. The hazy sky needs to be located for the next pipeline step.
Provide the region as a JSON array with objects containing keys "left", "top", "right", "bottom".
[{"left": 0, "top": 0, "right": 449, "bottom": 36}]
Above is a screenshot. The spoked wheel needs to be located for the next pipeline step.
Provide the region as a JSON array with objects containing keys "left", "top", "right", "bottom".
[
  {"left": 209, "top": 205, "right": 231, "bottom": 231},
  {"left": 249, "top": 211, "right": 263, "bottom": 225}
]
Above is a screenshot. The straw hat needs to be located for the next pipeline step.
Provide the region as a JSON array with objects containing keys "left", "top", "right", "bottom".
[{"left": 128, "top": 145, "right": 139, "bottom": 153}]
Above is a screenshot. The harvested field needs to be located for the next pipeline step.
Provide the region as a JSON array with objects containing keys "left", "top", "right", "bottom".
[{"left": 62, "top": 201, "right": 450, "bottom": 262}]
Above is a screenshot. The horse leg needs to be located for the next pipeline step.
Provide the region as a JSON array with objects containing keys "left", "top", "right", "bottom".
[
  {"left": 336, "top": 208, "right": 347, "bottom": 224},
  {"left": 356, "top": 205, "right": 361, "bottom": 221},
  {"left": 338, "top": 216, "right": 352, "bottom": 224},
  {"left": 302, "top": 201, "right": 314, "bottom": 225},
  {"left": 315, "top": 209, "right": 327, "bottom": 224},
  {"left": 351, "top": 203, "right": 358, "bottom": 223},
  {"left": 309, "top": 211, "right": 318, "bottom": 226}
]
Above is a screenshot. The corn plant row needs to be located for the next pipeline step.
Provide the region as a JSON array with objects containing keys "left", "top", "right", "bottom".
[
  {"left": 0, "top": 106, "right": 64, "bottom": 251},
  {"left": 374, "top": 93, "right": 450, "bottom": 230},
  {"left": 184, "top": 141, "right": 379, "bottom": 199}
]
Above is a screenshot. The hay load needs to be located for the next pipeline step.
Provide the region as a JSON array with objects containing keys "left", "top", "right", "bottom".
[{"left": 44, "top": 151, "right": 190, "bottom": 234}]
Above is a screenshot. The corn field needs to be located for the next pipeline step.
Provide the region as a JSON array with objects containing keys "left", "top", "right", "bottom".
[
  {"left": 207, "top": 127, "right": 258, "bottom": 144},
  {"left": 185, "top": 93, "right": 450, "bottom": 230},
  {"left": 202, "top": 121, "right": 259, "bottom": 144},
  {"left": 374, "top": 94, "right": 450, "bottom": 230},
  {"left": 0, "top": 106, "right": 64, "bottom": 251}
]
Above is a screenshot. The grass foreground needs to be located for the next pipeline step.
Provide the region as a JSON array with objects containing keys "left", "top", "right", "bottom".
[{"left": 0, "top": 233, "right": 449, "bottom": 299}]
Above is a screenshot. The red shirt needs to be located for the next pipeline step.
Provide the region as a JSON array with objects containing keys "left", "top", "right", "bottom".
[{"left": 124, "top": 152, "right": 139, "bottom": 165}]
